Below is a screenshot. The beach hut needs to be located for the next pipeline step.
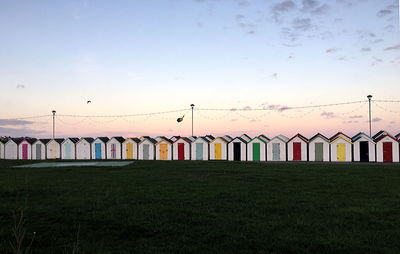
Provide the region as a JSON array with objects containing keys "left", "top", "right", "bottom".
[
  {"left": 122, "top": 138, "right": 140, "bottom": 160},
  {"left": 373, "top": 131, "right": 399, "bottom": 163},
  {"left": 228, "top": 137, "right": 248, "bottom": 161},
  {"left": 287, "top": 134, "right": 308, "bottom": 161},
  {"left": 46, "top": 138, "right": 64, "bottom": 159},
  {"left": 209, "top": 137, "right": 229, "bottom": 160},
  {"left": 4, "top": 138, "right": 22, "bottom": 160},
  {"left": 329, "top": 132, "right": 352, "bottom": 162},
  {"left": 352, "top": 132, "right": 376, "bottom": 162},
  {"left": 106, "top": 137, "right": 125, "bottom": 160},
  {"left": 191, "top": 137, "right": 210, "bottom": 160},
  {"left": 247, "top": 136, "right": 268, "bottom": 162},
  {"left": 239, "top": 134, "right": 251, "bottom": 142},
  {"left": 91, "top": 137, "right": 109, "bottom": 160},
  {"left": 18, "top": 138, "right": 37, "bottom": 160},
  {"left": 170, "top": 136, "right": 181, "bottom": 142},
  {"left": 61, "top": 138, "right": 79, "bottom": 160},
  {"left": 156, "top": 138, "right": 173, "bottom": 160},
  {"left": 267, "top": 135, "right": 288, "bottom": 161},
  {"left": 308, "top": 133, "right": 330, "bottom": 162},
  {"left": 76, "top": 138, "right": 94, "bottom": 160},
  {"left": 138, "top": 137, "right": 157, "bottom": 160},
  {"left": 0, "top": 137, "right": 8, "bottom": 159},
  {"left": 173, "top": 137, "right": 192, "bottom": 160},
  {"left": 32, "top": 139, "right": 48, "bottom": 160}
]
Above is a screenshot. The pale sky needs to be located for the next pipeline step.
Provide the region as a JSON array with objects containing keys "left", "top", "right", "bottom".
[{"left": 0, "top": 0, "right": 399, "bottom": 138}]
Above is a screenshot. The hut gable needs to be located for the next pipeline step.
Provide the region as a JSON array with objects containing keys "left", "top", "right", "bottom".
[
  {"left": 228, "top": 137, "right": 248, "bottom": 161},
  {"left": 173, "top": 137, "right": 192, "bottom": 160},
  {"left": 122, "top": 138, "right": 140, "bottom": 160},
  {"left": 267, "top": 135, "right": 288, "bottom": 161},
  {"left": 329, "top": 132, "right": 352, "bottom": 144},
  {"left": 209, "top": 137, "right": 229, "bottom": 160},
  {"left": 258, "top": 135, "right": 270, "bottom": 142},
  {"left": 329, "top": 132, "right": 352, "bottom": 162},
  {"left": 309, "top": 133, "right": 329, "bottom": 143},
  {"left": 352, "top": 132, "right": 376, "bottom": 162},
  {"left": 191, "top": 137, "right": 210, "bottom": 160},
  {"left": 247, "top": 137, "right": 267, "bottom": 161},
  {"left": 138, "top": 138, "right": 157, "bottom": 160},
  {"left": 156, "top": 138, "right": 173, "bottom": 160},
  {"left": 76, "top": 137, "right": 92, "bottom": 160},
  {"left": 373, "top": 131, "right": 399, "bottom": 163},
  {"left": 239, "top": 134, "right": 252, "bottom": 142},
  {"left": 287, "top": 134, "right": 308, "bottom": 161},
  {"left": 61, "top": 138, "right": 79, "bottom": 160},
  {"left": 91, "top": 137, "right": 108, "bottom": 160}
]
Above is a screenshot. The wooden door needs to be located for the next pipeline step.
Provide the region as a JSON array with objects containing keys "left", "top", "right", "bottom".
[
  {"left": 178, "top": 143, "right": 185, "bottom": 160},
  {"left": 111, "top": 144, "right": 116, "bottom": 159},
  {"left": 252, "top": 143, "right": 260, "bottom": 161},
  {"left": 272, "top": 143, "right": 280, "bottom": 161},
  {"left": 143, "top": 144, "right": 149, "bottom": 160},
  {"left": 293, "top": 142, "right": 301, "bottom": 161},
  {"left": 215, "top": 143, "right": 222, "bottom": 159},
  {"left": 337, "top": 143, "right": 346, "bottom": 161},
  {"left": 160, "top": 144, "right": 168, "bottom": 160},
  {"left": 359, "top": 141, "right": 369, "bottom": 162},
  {"left": 36, "top": 144, "right": 42, "bottom": 160},
  {"left": 233, "top": 142, "right": 241, "bottom": 161},
  {"left": 126, "top": 143, "right": 133, "bottom": 159},
  {"left": 196, "top": 143, "right": 203, "bottom": 160},
  {"left": 95, "top": 143, "right": 102, "bottom": 159},
  {"left": 65, "top": 143, "right": 72, "bottom": 159},
  {"left": 315, "top": 143, "right": 323, "bottom": 161},
  {"left": 22, "top": 144, "right": 28, "bottom": 160},
  {"left": 383, "top": 142, "right": 393, "bottom": 162}
]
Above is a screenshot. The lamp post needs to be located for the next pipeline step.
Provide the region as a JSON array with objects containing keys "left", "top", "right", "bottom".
[
  {"left": 367, "top": 95, "right": 372, "bottom": 137},
  {"left": 52, "top": 110, "right": 56, "bottom": 139},
  {"left": 190, "top": 104, "right": 195, "bottom": 136}
]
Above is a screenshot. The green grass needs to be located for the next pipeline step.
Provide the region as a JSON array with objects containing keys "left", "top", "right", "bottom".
[{"left": 0, "top": 160, "right": 399, "bottom": 254}]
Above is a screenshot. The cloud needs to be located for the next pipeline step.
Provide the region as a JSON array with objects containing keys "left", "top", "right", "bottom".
[
  {"left": 242, "top": 106, "right": 252, "bottom": 110},
  {"left": 16, "top": 84, "right": 25, "bottom": 89},
  {"left": 310, "top": 4, "right": 330, "bottom": 15},
  {"left": 230, "top": 118, "right": 238, "bottom": 122},
  {"left": 349, "top": 115, "right": 363, "bottom": 119},
  {"left": 272, "top": 0, "right": 297, "bottom": 12},
  {"left": 377, "top": 9, "right": 391, "bottom": 17},
  {"left": 361, "top": 47, "right": 371, "bottom": 52},
  {"left": 372, "top": 117, "right": 382, "bottom": 122},
  {"left": 326, "top": 48, "right": 339, "bottom": 53},
  {"left": 302, "top": 0, "right": 319, "bottom": 10},
  {"left": 230, "top": 108, "right": 237, "bottom": 111},
  {"left": 343, "top": 120, "right": 358, "bottom": 124},
  {"left": 337, "top": 56, "right": 346, "bottom": 61},
  {"left": 292, "top": 18, "right": 312, "bottom": 31},
  {"left": 320, "top": 112, "right": 336, "bottom": 119},
  {"left": 0, "top": 127, "right": 45, "bottom": 136},
  {"left": 384, "top": 43, "right": 400, "bottom": 51},
  {"left": 261, "top": 104, "right": 291, "bottom": 112},
  {"left": 271, "top": 73, "right": 278, "bottom": 78},
  {"left": 0, "top": 119, "right": 34, "bottom": 126}
]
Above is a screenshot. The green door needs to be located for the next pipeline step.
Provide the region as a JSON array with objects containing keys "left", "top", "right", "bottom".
[
  {"left": 315, "top": 143, "right": 323, "bottom": 161},
  {"left": 252, "top": 143, "right": 260, "bottom": 161}
]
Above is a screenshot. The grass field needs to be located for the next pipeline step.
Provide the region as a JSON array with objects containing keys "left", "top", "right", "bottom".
[{"left": 0, "top": 160, "right": 399, "bottom": 254}]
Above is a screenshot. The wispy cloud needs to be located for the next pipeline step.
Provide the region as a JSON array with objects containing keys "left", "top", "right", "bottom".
[
  {"left": 361, "top": 47, "right": 371, "bottom": 52},
  {"left": 16, "top": 84, "right": 25, "bottom": 89},
  {"left": 326, "top": 48, "right": 339, "bottom": 53},
  {"left": 349, "top": 115, "right": 363, "bottom": 119},
  {"left": 0, "top": 119, "right": 34, "bottom": 126},
  {"left": 320, "top": 111, "right": 336, "bottom": 119},
  {"left": 0, "top": 127, "right": 45, "bottom": 136},
  {"left": 292, "top": 18, "right": 312, "bottom": 31},
  {"left": 377, "top": 9, "right": 392, "bottom": 17},
  {"left": 384, "top": 43, "right": 400, "bottom": 51},
  {"left": 271, "top": 72, "right": 278, "bottom": 78},
  {"left": 372, "top": 117, "right": 382, "bottom": 122}
]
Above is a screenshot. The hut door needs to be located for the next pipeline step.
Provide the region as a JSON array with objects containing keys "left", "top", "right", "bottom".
[
  {"left": 252, "top": 143, "right": 260, "bottom": 161},
  {"left": 315, "top": 143, "right": 323, "bottom": 161},
  {"left": 359, "top": 141, "right": 369, "bottom": 162},
  {"left": 293, "top": 142, "right": 301, "bottom": 161},
  {"left": 65, "top": 143, "right": 71, "bottom": 159},
  {"left": 215, "top": 143, "right": 222, "bottom": 159},
  {"left": 160, "top": 144, "right": 168, "bottom": 160},
  {"left": 234, "top": 142, "right": 241, "bottom": 161},
  {"left": 36, "top": 144, "right": 42, "bottom": 160},
  {"left": 22, "top": 144, "right": 28, "bottom": 160},
  {"left": 143, "top": 144, "right": 149, "bottom": 160},
  {"left": 178, "top": 143, "right": 185, "bottom": 160},
  {"left": 272, "top": 143, "right": 280, "bottom": 161},
  {"left": 337, "top": 144, "right": 346, "bottom": 161},
  {"left": 95, "top": 143, "right": 102, "bottom": 159},
  {"left": 383, "top": 142, "right": 393, "bottom": 162},
  {"left": 111, "top": 144, "right": 116, "bottom": 159},
  {"left": 196, "top": 143, "right": 203, "bottom": 160},
  {"left": 126, "top": 143, "right": 133, "bottom": 159}
]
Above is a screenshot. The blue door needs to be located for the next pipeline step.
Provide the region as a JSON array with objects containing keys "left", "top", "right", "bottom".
[
  {"left": 95, "top": 143, "right": 102, "bottom": 159},
  {"left": 196, "top": 143, "right": 203, "bottom": 160},
  {"left": 65, "top": 144, "right": 72, "bottom": 159}
]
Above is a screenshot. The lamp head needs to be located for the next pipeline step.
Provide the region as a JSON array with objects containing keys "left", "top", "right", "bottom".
[{"left": 367, "top": 95, "right": 372, "bottom": 100}]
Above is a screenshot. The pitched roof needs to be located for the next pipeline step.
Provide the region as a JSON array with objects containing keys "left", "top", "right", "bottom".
[
  {"left": 124, "top": 137, "right": 141, "bottom": 143},
  {"left": 54, "top": 138, "right": 65, "bottom": 144},
  {"left": 249, "top": 136, "right": 268, "bottom": 144},
  {"left": 210, "top": 137, "right": 229, "bottom": 143},
  {"left": 110, "top": 136, "right": 125, "bottom": 143},
  {"left": 396, "top": 133, "right": 400, "bottom": 140},
  {"left": 83, "top": 137, "right": 95, "bottom": 143},
  {"left": 374, "top": 133, "right": 397, "bottom": 143},
  {"left": 270, "top": 135, "right": 289, "bottom": 143},
  {"left": 24, "top": 137, "right": 37, "bottom": 144},
  {"left": 239, "top": 134, "right": 251, "bottom": 142},
  {"left": 156, "top": 137, "right": 173, "bottom": 145},
  {"left": 174, "top": 137, "right": 192, "bottom": 144},
  {"left": 288, "top": 133, "right": 309, "bottom": 143},
  {"left": 329, "top": 132, "right": 352, "bottom": 143},
  {"left": 205, "top": 135, "right": 215, "bottom": 140},
  {"left": 39, "top": 138, "right": 51, "bottom": 144},
  {"left": 309, "top": 133, "right": 329, "bottom": 142},
  {"left": 231, "top": 137, "right": 248, "bottom": 143},
  {"left": 223, "top": 135, "right": 233, "bottom": 142},
  {"left": 0, "top": 137, "right": 9, "bottom": 144},
  {"left": 352, "top": 132, "right": 374, "bottom": 142},
  {"left": 63, "top": 137, "right": 80, "bottom": 144},
  {"left": 372, "top": 130, "right": 388, "bottom": 140},
  {"left": 193, "top": 136, "right": 210, "bottom": 143},
  {"left": 139, "top": 137, "right": 157, "bottom": 144},
  {"left": 96, "top": 137, "right": 109, "bottom": 143},
  {"left": 258, "top": 134, "right": 270, "bottom": 142}
]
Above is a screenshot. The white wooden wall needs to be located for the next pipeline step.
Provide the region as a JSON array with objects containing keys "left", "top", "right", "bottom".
[
  {"left": 173, "top": 140, "right": 191, "bottom": 160},
  {"left": 287, "top": 137, "right": 308, "bottom": 161},
  {"left": 47, "top": 140, "right": 61, "bottom": 159},
  {"left": 376, "top": 138, "right": 400, "bottom": 162},
  {"left": 209, "top": 140, "right": 228, "bottom": 160},
  {"left": 76, "top": 140, "right": 91, "bottom": 160},
  {"left": 330, "top": 139, "right": 352, "bottom": 162},
  {"left": 308, "top": 138, "right": 330, "bottom": 162},
  {"left": 5, "top": 142, "right": 18, "bottom": 160},
  {"left": 267, "top": 139, "right": 286, "bottom": 161},
  {"left": 228, "top": 140, "right": 247, "bottom": 161},
  {"left": 247, "top": 140, "right": 266, "bottom": 161},
  {"left": 353, "top": 138, "right": 376, "bottom": 162},
  {"left": 106, "top": 140, "right": 122, "bottom": 160},
  {"left": 191, "top": 141, "right": 209, "bottom": 160}
]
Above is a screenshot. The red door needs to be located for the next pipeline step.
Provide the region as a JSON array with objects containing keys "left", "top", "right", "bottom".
[
  {"left": 22, "top": 144, "right": 28, "bottom": 160},
  {"left": 383, "top": 142, "right": 393, "bottom": 163},
  {"left": 178, "top": 143, "right": 185, "bottom": 160},
  {"left": 293, "top": 142, "right": 301, "bottom": 161}
]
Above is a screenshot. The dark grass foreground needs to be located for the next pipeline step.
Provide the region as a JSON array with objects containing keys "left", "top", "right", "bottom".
[{"left": 0, "top": 160, "right": 399, "bottom": 254}]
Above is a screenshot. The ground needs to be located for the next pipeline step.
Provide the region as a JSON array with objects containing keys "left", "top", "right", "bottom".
[{"left": 0, "top": 160, "right": 399, "bottom": 254}]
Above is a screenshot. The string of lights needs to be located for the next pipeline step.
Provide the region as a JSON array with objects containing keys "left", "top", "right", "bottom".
[{"left": 373, "top": 101, "right": 400, "bottom": 114}]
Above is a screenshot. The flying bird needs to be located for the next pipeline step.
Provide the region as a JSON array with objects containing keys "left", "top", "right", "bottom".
[
  {"left": 177, "top": 115, "right": 185, "bottom": 122},
  {"left": 87, "top": 100, "right": 91, "bottom": 104}
]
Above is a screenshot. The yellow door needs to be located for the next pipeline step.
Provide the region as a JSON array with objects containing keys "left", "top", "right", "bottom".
[
  {"left": 126, "top": 143, "right": 133, "bottom": 159},
  {"left": 337, "top": 143, "right": 346, "bottom": 161},
  {"left": 160, "top": 144, "right": 168, "bottom": 160},
  {"left": 215, "top": 143, "right": 222, "bottom": 159}
]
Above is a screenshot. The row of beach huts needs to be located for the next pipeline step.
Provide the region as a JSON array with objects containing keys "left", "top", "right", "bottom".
[{"left": 0, "top": 131, "right": 400, "bottom": 163}]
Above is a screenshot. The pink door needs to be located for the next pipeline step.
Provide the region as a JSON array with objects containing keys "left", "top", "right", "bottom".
[
  {"left": 111, "top": 144, "right": 116, "bottom": 159},
  {"left": 22, "top": 144, "right": 28, "bottom": 160}
]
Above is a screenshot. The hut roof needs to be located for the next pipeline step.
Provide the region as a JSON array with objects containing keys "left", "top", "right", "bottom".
[
  {"left": 374, "top": 133, "right": 397, "bottom": 143},
  {"left": 230, "top": 137, "right": 248, "bottom": 143},
  {"left": 352, "top": 132, "right": 374, "bottom": 142},
  {"left": 193, "top": 136, "right": 210, "bottom": 143},
  {"left": 288, "top": 133, "right": 309, "bottom": 143},
  {"left": 309, "top": 133, "right": 329, "bottom": 142},
  {"left": 329, "top": 132, "right": 351, "bottom": 143},
  {"left": 110, "top": 136, "right": 125, "bottom": 143},
  {"left": 174, "top": 137, "right": 192, "bottom": 144},
  {"left": 82, "top": 137, "right": 95, "bottom": 143}
]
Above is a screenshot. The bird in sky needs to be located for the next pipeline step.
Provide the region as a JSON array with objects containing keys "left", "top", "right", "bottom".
[
  {"left": 87, "top": 100, "right": 91, "bottom": 104},
  {"left": 177, "top": 115, "right": 185, "bottom": 122}
]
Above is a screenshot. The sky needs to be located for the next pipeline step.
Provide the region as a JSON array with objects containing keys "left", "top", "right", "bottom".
[{"left": 0, "top": 0, "right": 399, "bottom": 138}]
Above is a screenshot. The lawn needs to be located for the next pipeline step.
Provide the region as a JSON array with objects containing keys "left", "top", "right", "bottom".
[{"left": 0, "top": 160, "right": 399, "bottom": 254}]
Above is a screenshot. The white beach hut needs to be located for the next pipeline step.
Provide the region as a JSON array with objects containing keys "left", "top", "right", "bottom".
[
  {"left": 287, "top": 134, "right": 308, "bottom": 161},
  {"left": 61, "top": 138, "right": 79, "bottom": 160},
  {"left": 267, "top": 135, "right": 288, "bottom": 161},
  {"left": 352, "top": 132, "right": 376, "bottom": 162},
  {"left": 46, "top": 138, "right": 64, "bottom": 159},
  {"left": 4, "top": 138, "right": 22, "bottom": 160},
  {"left": 308, "top": 133, "right": 330, "bottom": 162},
  {"left": 32, "top": 139, "right": 48, "bottom": 160},
  {"left": 247, "top": 136, "right": 268, "bottom": 162},
  {"left": 122, "top": 138, "right": 140, "bottom": 160},
  {"left": 106, "top": 137, "right": 125, "bottom": 160},
  {"left": 373, "top": 131, "right": 399, "bottom": 163},
  {"left": 228, "top": 137, "right": 248, "bottom": 161},
  {"left": 191, "top": 137, "right": 210, "bottom": 161},
  {"left": 209, "top": 137, "right": 229, "bottom": 160},
  {"left": 138, "top": 138, "right": 157, "bottom": 160},
  {"left": 173, "top": 137, "right": 192, "bottom": 160},
  {"left": 18, "top": 138, "right": 37, "bottom": 160},
  {"left": 329, "top": 132, "right": 352, "bottom": 162},
  {"left": 156, "top": 138, "right": 173, "bottom": 160},
  {"left": 0, "top": 138, "right": 8, "bottom": 159},
  {"left": 91, "top": 137, "right": 109, "bottom": 160},
  {"left": 76, "top": 138, "right": 94, "bottom": 160}
]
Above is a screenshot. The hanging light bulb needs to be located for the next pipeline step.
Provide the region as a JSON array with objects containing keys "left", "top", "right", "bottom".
[{"left": 177, "top": 115, "right": 185, "bottom": 122}]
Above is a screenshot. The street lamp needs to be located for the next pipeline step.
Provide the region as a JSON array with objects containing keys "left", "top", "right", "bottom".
[
  {"left": 367, "top": 95, "right": 372, "bottom": 137},
  {"left": 52, "top": 110, "right": 56, "bottom": 139},
  {"left": 190, "top": 104, "right": 195, "bottom": 136}
]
